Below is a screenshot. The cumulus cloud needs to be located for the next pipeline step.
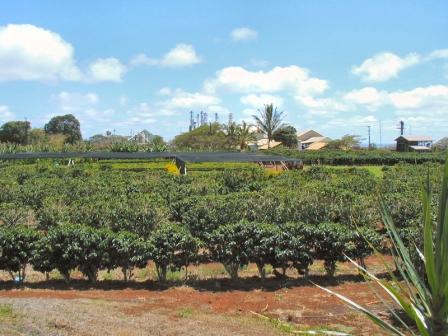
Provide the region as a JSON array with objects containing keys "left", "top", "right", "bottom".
[
  {"left": 241, "top": 94, "right": 284, "bottom": 108},
  {"left": 0, "top": 105, "right": 15, "bottom": 122},
  {"left": 155, "top": 89, "right": 224, "bottom": 116},
  {"left": 295, "top": 95, "right": 347, "bottom": 112},
  {"left": 231, "top": 27, "right": 258, "bottom": 42},
  {"left": 122, "top": 103, "right": 157, "bottom": 125},
  {"left": 88, "top": 57, "right": 126, "bottom": 82},
  {"left": 352, "top": 52, "right": 420, "bottom": 82},
  {"left": 0, "top": 24, "right": 81, "bottom": 81},
  {"left": 343, "top": 85, "right": 448, "bottom": 111},
  {"left": 53, "top": 91, "right": 99, "bottom": 112},
  {"left": 204, "top": 65, "right": 328, "bottom": 96},
  {"left": 130, "top": 44, "right": 201, "bottom": 68},
  {"left": 388, "top": 85, "right": 448, "bottom": 110}
]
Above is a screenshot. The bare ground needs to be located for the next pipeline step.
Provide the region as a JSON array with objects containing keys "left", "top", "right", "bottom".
[{"left": 0, "top": 257, "right": 395, "bottom": 335}]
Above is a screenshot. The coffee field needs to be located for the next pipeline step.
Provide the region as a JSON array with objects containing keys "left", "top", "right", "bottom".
[{"left": 0, "top": 159, "right": 444, "bottom": 285}]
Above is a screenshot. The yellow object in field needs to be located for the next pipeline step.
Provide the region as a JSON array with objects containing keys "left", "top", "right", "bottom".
[{"left": 165, "top": 162, "right": 180, "bottom": 176}]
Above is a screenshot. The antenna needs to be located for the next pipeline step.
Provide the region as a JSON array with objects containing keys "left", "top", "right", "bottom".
[
  {"left": 189, "top": 111, "right": 194, "bottom": 131},
  {"left": 228, "top": 113, "right": 233, "bottom": 125},
  {"left": 214, "top": 113, "right": 218, "bottom": 123}
]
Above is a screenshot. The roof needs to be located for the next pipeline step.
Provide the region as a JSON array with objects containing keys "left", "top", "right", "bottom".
[
  {"left": 297, "top": 130, "right": 323, "bottom": 141},
  {"left": 409, "top": 145, "right": 432, "bottom": 151},
  {"left": 0, "top": 151, "right": 301, "bottom": 164},
  {"left": 306, "top": 142, "right": 328, "bottom": 150},
  {"left": 258, "top": 140, "right": 283, "bottom": 150},
  {"left": 301, "top": 136, "right": 330, "bottom": 144},
  {"left": 395, "top": 135, "right": 433, "bottom": 142}
]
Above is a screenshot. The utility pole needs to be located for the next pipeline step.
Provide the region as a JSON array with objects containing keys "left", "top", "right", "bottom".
[
  {"left": 214, "top": 113, "right": 218, "bottom": 123},
  {"left": 398, "top": 120, "right": 404, "bottom": 136},
  {"left": 379, "top": 120, "right": 382, "bottom": 148},
  {"left": 24, "top": 117, "right": 29, "bottom": 145},
  {"left": 367, "top": 125, "right": 371, "bottom": 149}
]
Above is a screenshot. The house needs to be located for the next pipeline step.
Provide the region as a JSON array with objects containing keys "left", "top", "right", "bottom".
[
  {"left": 297, "top": 130, "right": 331, "bottom": 150},
  {"left": 256, "top": 138, "right": 282, "bottom": 150},
  {"left": 395, "top": 135, "right": 433, "bottom": 152}
]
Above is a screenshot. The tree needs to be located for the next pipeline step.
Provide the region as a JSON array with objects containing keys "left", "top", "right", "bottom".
[
  {"left": 327, "top": 134, "right": 362, "bottom": 150},
  {"left": 273, "top": 125, "right": 298, "bottom": 148},
  {"left": 236, "top": 121, "right": 257, "bottom": 150},
  {"left": 44, "top": 114, "right": 82, "bottom": 144},
  {"left": 434, "top": 137, "right": 448, "bottom": 151},
  {"left": 253, "top": 104, "right": 284, "bottom": 149},
  {"left": 172, "top": 123, "right": 227, "bottom": 150},
  {"left": 0, "top": 121, "right": 31, "bottom": 144}
]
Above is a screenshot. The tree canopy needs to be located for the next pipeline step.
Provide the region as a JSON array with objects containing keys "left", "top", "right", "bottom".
[
  {"left": 273, "top": 125, "right": 298, "bottom": 148},
  {"left": 44, "top": 114, "right": 82, "bottom": 144},
  {"left": 253, "top": 104, "right": 284, "bottom": 149},
  {"left": 0, "top": 121, "right": 31, "bottom": 144}
]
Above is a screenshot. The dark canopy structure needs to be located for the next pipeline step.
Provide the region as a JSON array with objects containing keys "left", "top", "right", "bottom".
[{"left": 0, "top": 151, "right": 302, "bottom": 174}]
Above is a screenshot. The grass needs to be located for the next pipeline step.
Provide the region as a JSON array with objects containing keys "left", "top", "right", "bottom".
[
  {"left": 0, "top": 304, "right": 14, "bottom": 319},
  {"left": 320, "top": 165, "right": 384, "bottom": 178},
  {"left": 178, "top": 307, "right": 193, "bottom": 318}
]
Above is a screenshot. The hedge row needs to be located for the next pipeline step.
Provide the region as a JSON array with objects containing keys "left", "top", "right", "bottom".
[{"left": 0, "top": 222, "right": 381, "bottom": 283}]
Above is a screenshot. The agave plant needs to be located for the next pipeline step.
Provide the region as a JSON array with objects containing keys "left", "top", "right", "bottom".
[{"left": 317, "top": 158, "right": 448, "bottom": 335}]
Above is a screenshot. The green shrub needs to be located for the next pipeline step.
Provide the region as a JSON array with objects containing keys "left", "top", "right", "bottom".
[
  {"left": 0, "top": 226, "right": 39, "bottom": 282},
  {"left": 148, "top": 224, "right": 200, "bottom": 282}
]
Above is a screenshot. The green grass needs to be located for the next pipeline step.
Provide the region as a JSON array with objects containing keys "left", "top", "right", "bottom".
[
  {"left": 321, "top": 165, "right": 384, "bottom": 178},
  {"left": 0, "top": 304, "right": 14, "bottom": 319},
  {"left": 178, "top": 307, "right": 193, "bottom": 318}
]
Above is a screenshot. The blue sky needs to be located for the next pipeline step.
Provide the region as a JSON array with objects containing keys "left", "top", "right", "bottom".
[{"left": 0, "top": 0, "right": 447, "bottom": 144}]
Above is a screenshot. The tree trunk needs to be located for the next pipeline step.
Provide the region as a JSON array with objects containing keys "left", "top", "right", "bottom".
[
  {"left": 224, "top": 262, "right": 239, "bottom": 281},
  {"left": 61, "top": 270, "right": 71, "bottom": 284},
  {"left": 256, "top": 263, "right": 266, "bottom": 282},
  {"left": 156, "top": 264, "right": 167, "bottom": 282}
]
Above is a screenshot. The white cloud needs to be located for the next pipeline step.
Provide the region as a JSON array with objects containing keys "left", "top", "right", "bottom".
[
  {"left": 157, "top": 87, "right": 172, "bottom": 96},
  {"left": 352, "top": 52, "right": 420, "bottom": 82},
  {"left": 426, "top": 48, "right": 448, "bottom": 61},
  {"left": 0, "top": 24, "right": 81, "bottom": 81},
  {"left": 53, "top": 91, "right": 99, "bottom": 112},
  {"left": 88, "top": 57, "right": 126, "bottom": 82},
  {"left": 161, "top": 44, "right": 201, "bottom": 67},
  {"left": 295, "top": 95, "right": 347, "bottom": 112},
  {"left": 231, "top": 27, "right": 258, "bottom": 42},
  {"left": 131, "top": 44, "right": 201, "bottom": 68},
  {"left": 129, "top": 53, "right": 159, "bottom": 67},
  {"left": 0, "top": 105, "right": 15, "bottom": 122},
  {"left": 122, "top": 103, "right": 157, "bottom": 125},
  {"left": 241, "top": 94, "right": 284, "bottom": 108},
  {"left": 204, "top": 65, "right": 328, "bottom": 96},
  {"left": 343, "top": 87, "right": 388, "bottom": 110},
  {"left": 249, "top": 58, "right": 269, "bottom": 68},
  {"left": 155, "top": 89, "right": 224, "bottom": 117},
  {"left": 389, "top": 85, "right": 448, "bottom": 110}
]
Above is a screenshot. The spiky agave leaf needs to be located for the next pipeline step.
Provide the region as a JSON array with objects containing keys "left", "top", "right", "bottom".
[{"left": 316, "top": 156, "right": 448, "bottom": 335}]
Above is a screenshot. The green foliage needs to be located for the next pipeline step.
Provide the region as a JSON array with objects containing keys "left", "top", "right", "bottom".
[
  {"left": 207, "top": 222, "right": 251, "bottom": 280},
  {"left": 0, "top": 226, "right": 39, "bottom": 282},
  {"left": 32, "top": 225, "right": 113, "bottom": 283},
  {"left": 44, "top": 114, "right": 82, "bottom": 144},
  {"left": 148, "top": 224, "right": 200, "bottom": 282},
  {"left": 108, "top": 231, "right": 149, "bottom": 281},
  {"left": 273, "top": 125, "right": 298, "bottom": 148},
  {"left": 318, "top": 157, "right": 448, "bottom": 336},
  {"left": 172, "top": 123, "right": 228, "bottom": 150},
  {"left": 253, "top": 104, "right": 284, "bottom": 148},
  {"left": 0, "top": 121, "right": 31, "bottom": 144}
]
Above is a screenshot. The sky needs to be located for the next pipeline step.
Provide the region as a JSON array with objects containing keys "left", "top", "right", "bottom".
[{"left": 0, "top": 0, "right": 447, "bottom": 144}]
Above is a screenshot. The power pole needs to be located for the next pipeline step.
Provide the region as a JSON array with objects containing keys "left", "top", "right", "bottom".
[
  {"left": 379, "top": 120, "right": 382, "bottom": 148},
  {"left": 367, "top": 125, "right": 371, "bottom": 149}
]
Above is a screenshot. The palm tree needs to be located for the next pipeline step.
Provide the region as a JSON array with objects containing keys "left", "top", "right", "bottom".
[
  {"left": 236, "top": 121, "right": 257, "bottom": 150},
  {"left": 253, "top": 104, "right": 284, "bottom": 149}
]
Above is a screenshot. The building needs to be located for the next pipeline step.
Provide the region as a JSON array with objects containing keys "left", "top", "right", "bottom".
[
  {"left": 395, "top": 135, "right": 433, "bottom": 152},
  {"left": 297, "top": 130, "right": 331, "bottom": 150}
]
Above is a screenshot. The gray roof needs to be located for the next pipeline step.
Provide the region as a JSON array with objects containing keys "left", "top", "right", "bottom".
[{"left": 395, "top": 135, "right": 433, "bottom": 142}]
